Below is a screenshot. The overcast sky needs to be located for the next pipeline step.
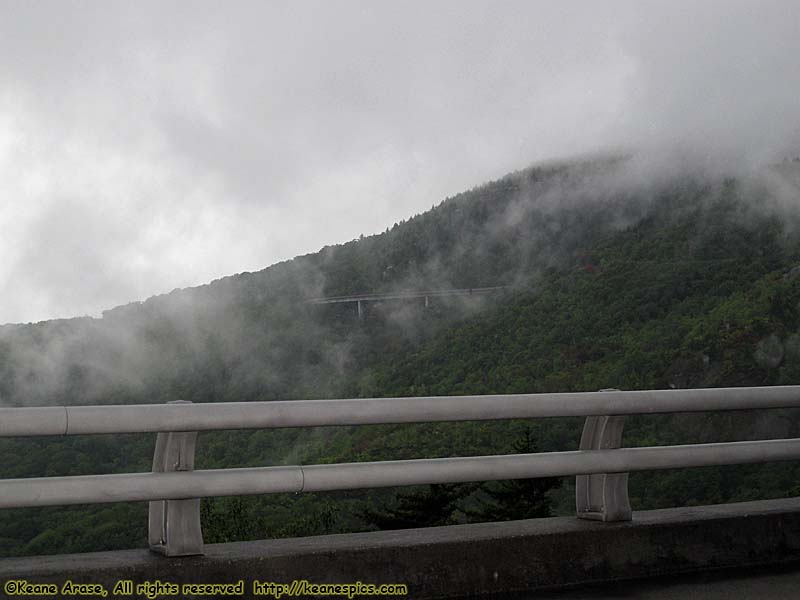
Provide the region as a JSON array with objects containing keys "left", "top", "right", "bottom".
[{"left": 0, "top": 1, "right": 798, "bottom": 324}]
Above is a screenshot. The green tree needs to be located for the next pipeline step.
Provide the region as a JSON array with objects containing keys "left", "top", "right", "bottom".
[
  {"left": 467, "top": 428, "right": 561, "bottom": 522},
  {"left": 359, "top": 484, "right": 475, "bottom": 530}
]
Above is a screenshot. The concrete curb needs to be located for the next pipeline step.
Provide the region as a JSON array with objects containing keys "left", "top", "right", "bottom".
[{"left": 2, "top": 498, "right": 800, "bottom": 598}]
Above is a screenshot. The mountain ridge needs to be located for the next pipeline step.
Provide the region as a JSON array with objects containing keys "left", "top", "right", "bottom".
[{"left": 4, "top": 154, "right": 800, "bottom": 556}]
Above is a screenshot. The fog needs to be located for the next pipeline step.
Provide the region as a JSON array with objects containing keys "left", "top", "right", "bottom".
[{"left": 0, "top": 0, "right": 799, "bottom": 323}]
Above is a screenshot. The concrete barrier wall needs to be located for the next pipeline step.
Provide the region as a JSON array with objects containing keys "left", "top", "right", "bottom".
[{"left": 2, "top": 498, "right": 800, "bottom": 599}]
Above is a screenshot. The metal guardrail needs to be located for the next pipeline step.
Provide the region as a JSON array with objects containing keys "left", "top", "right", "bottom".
[{"left": 2, "top": 386, "right": 800, "bottom": 556}]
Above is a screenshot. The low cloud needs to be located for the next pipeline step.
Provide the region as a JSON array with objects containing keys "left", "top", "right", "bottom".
[{"left": 0, "top": 1, "right": 798, "bottom": 323}]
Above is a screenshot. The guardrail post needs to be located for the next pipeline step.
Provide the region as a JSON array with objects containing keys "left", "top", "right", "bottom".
[
  {"left": 148, "top": 400, "right": 204, "bottom": 556},
  {"left": 575, "top": 390, "right": 632, "bottom": 522}
]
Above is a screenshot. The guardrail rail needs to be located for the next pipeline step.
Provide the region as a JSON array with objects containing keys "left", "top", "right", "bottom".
[{"left": 2, "top": 386, "right": 800, "bottom": 556}]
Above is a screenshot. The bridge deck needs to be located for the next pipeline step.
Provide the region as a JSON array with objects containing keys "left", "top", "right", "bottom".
[
  {"left": 535, "top": 563, "right": 800, "bottom": 599},
  {"left": 308, "top": 286, "right": 507, "bottom": 304}
]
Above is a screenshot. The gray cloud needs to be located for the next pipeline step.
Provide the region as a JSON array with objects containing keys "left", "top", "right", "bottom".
[
  {"left": 613, "top": 0, "right": 800, "bottom": 172},
  {"left": 0, "top": 0, "right": 798, "bottom": 323}
]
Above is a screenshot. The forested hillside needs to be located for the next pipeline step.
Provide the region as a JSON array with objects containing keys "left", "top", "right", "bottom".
[{"left": 4, "top": 156, "right": 800, "bottom": 557}]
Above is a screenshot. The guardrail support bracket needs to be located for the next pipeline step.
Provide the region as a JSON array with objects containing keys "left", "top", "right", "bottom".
[
  {"left": 576, "top": 408, "right": 632, "bottom": 522},
  {"left": 148, "top": 400, "right": 204, "bottom": 556}
]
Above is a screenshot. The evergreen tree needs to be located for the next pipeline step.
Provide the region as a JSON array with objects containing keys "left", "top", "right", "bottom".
[
  {"left": 467, "top": 428, "right": 561, "bottom": 523},
  {"left": 359, "top": 484, "right": 475, "bottom": 530}
]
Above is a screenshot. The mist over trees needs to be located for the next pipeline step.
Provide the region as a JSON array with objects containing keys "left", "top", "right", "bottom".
[{"left": 4, "top": 156, "right": 800, "bottom": 556}]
